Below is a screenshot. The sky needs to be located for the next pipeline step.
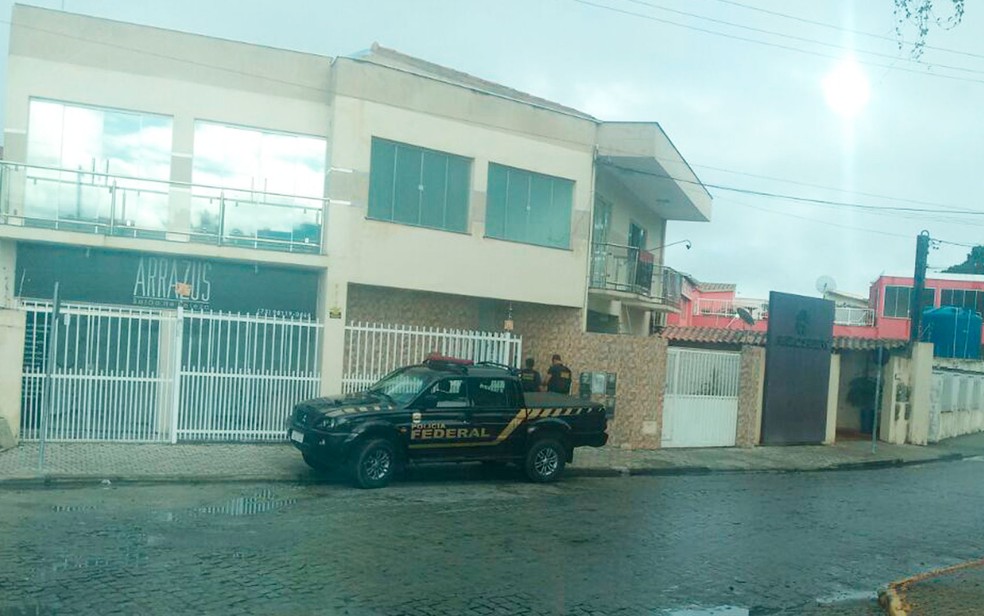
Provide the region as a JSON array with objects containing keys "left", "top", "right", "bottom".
[{"left": 1, "top": 0, "right": 982, "bottom": 300}]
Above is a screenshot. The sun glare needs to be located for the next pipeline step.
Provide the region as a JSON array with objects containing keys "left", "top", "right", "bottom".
[{"left": 822, "top": 59, "right": 871, "bottom": 118}]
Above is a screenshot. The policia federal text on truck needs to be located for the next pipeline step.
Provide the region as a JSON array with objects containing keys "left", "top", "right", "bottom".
[{"left": 288, "top": 356, "right": 609, "bottom": 488}]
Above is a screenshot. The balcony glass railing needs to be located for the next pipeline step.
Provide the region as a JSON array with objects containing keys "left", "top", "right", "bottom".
[
  {"left": 589, "top": 242, "right": 682, "bottom": 307},
  {"left": 834, "top": 306, "right": 875, "bottom": 326},
  {"left": 0, "top": 161, "right": 325, "bottom": 254}
]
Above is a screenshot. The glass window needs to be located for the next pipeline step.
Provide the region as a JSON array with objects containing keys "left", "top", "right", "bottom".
[
  {"left": 884, "top": 285, "right": 935, "bottom": 318},
  {"left": 423, "top": 378, "right": 470, "bottom": 408},
  {"left": 367, "top": 138, "right": 471, "bottom": 233},
  {"left": 25, "top": 99, "right": 173, "bottom": 231},
  {"left": 485, "top": 163, "right": 573, "bottom": 249},
  {"left": 941, "top": 288, "right": 983, "bottom": 314},
  {"left": 470, "top": 378, "right": 511, "bottom": 408},
  {"left": 191, "top": 121, "right": 326, "bottom": 250}
]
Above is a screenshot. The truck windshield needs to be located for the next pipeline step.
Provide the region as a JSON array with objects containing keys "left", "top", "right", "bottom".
[{"left": 368, "top": 368, "right": 434, "bottom": 405}]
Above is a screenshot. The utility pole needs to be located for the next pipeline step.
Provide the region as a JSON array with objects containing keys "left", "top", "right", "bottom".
[{"left": 910, "top": 231, "right": 931, "bottom": 342}]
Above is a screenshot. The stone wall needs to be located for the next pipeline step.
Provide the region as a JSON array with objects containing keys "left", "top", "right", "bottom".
[
  {"left": 347, "top": 284, "right": 481, "bottom": 329},
  {"left": 735, "top": 345, "right": 765, "bottom": 448},
  {"left": 344, "top": 284, "right": 666, "bottom": 448}
]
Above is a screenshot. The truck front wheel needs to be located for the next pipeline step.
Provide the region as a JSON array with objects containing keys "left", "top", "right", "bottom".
[
  {"left": 524, "top": 438, "right": 566, "bottom": 483},
  {"left": 350, "top": 438, "right": 397, "bottom": 489}
]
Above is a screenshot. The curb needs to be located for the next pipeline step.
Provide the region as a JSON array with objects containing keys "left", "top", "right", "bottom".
[
  {"left": 0, "top": 452, "right": 969, "bottom": 487},
  {"left": 878, "top": 557, "right": 984, "bottom": 616}
]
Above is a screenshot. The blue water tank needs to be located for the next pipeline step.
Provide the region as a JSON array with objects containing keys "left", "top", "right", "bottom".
[{"left": 921, "top": 306, "right": 983, "bottom": 359}]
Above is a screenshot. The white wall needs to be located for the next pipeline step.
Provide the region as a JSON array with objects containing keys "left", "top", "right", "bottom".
[
  {"left": 325, "top": 91, "right": 595, "bottom": 308},
  {"left": 596, "top": 170, "right": 666, "bottom": 254},
  {"left": 929, "top": 369, "right": 984, "bottom": 442}
]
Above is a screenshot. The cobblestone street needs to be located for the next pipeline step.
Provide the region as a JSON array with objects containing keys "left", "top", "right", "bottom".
[{"left": 2, "top": 460, "right": 983, "bottom": 615}]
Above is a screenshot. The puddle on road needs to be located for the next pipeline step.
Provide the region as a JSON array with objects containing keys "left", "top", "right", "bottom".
[
  {"left": 664, "top": 607, "right": 749, "bottom": 615},
  {"left": 193, "top": 489, "right": 296, "bottom": 517},
  {"left": 147, "top": 489, "right": 298, "bottom": 522}
]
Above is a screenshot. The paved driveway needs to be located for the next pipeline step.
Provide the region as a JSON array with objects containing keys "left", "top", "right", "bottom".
[{"left": 2, "top": 460, "right": 983, "bottom": 615}]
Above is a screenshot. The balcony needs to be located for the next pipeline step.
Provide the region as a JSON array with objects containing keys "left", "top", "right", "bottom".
[
  {"left": 589, "top": 242, "right": 682, "bottom": 309},
  {"left": 693, "top": 297, "right": 768, "bottom": 320},
  {"left": 835, "top": 306, "right": 875, "bottom": 326},
  {"left": 0, "top": 161, "right": 325, "bottom": 254}
]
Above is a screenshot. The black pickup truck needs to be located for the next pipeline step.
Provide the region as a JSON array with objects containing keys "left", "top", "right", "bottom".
[{"left": 288, "top": 356, "right": 608, "bottom": 488}]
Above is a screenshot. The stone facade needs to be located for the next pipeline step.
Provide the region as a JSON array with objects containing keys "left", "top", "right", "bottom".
[
  {"left": 735, "top": 345, "right": 765, "bottom": 448},
  {"left": 344, "top": 284, "right": 667, "bottom": 448},
  {"left": 347, "top": 284, "right": 481, "bottom": 329}
]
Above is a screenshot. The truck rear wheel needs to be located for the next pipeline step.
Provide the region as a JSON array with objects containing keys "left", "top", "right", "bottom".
[
  {"left": 350, "top": 438, "right": 397, "bottom": 489},
  {"left": 524, "top": 438, "right": 566, "bottom": 483}
]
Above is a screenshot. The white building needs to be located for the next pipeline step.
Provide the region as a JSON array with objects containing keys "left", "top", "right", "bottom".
[{"left": 0, "top": 5, "right": 711, "bottom": 448}]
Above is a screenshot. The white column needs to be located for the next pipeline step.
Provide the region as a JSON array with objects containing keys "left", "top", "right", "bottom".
[
  {"left": 0, "top": 239, "right": 15, "bottom": 308},
  {"left": 0, "top": 309, "right": 27, "bottom": 444},
  {"left": 824, "top": 353, "right": 841, "bottom": 445},
  {"left": 908, "top": 342, "right": 934, "bottom": 445},
  {"left": 319, "top": 273, "right": 347, "bottom": 396}
]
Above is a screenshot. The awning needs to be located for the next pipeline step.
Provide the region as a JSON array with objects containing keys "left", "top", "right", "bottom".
[{"left": 596, "top": 122, "right": 712, "bottom": 222}]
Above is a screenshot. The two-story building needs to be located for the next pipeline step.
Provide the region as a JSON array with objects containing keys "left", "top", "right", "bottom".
[{"left": 0, "top": 6, "right": 711, "bottom": 448}]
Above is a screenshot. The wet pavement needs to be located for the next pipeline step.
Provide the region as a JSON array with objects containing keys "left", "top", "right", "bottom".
[
  {"left": 2, "top": 460, "right": 983, "bottom": 615},
  {"left": 892, "top": 558, "right": 984, "bottom": 615},
  {"left": 5, "top": 432, "right": 984, "bottom": 485}
]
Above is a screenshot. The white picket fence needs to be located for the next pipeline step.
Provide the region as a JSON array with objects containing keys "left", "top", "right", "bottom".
[
  {"left": 19, "top": 300, "right": 322, "bottom": 443},
  {"left": 342, "top": 322, "right": 522, "bottom": 393}
]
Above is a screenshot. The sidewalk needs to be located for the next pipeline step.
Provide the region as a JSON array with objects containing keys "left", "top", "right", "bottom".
[
  {"left": 1, "top": 432, "right": 983, "bottom": 486},
  {"left": 881, "top": 558, "right": 984, "bottom": 615}
]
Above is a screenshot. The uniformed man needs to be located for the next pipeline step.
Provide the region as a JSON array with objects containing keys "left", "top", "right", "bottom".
[
  {"left": 517, "top": 357, "right": 541, "bottom": 392},
  {"left": 543, "top": 354, "right": 572, "bottom": 394}
]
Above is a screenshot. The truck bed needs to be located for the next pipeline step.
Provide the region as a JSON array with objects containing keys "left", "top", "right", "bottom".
[{"left": 523, "top": 391, "right": 601, "bottom": 409}]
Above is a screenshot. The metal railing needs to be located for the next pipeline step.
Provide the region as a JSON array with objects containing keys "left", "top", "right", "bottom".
[
  {"left": 589, "top": 242, "right": 682, "bottom": 307},
  {"left": 0, "top": 160, "right": 326, "bottom": 254},
  {"left": 343, "top": 322, "right": 523, "bottom": 393},
  {"left": 834, "top": 306, "right": 875, "bottom": 326},
  {"left": 693, "top": 298, "right": 768, "bottom": 320}
]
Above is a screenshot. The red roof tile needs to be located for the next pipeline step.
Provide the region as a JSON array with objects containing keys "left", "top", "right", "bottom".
[{"left": 659, "top": 326, "right": 908, "bottom": 351}]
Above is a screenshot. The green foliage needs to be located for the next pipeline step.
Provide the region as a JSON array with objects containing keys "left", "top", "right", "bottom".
[
  {"left": 847, "top": 376, "right": 878, "bottom": 411},
  {"left": 894, "top": 0, "right": 966, "bottom": 58},
  {"left": 944, "top": 246, "right": 984, "bottom": 275}
]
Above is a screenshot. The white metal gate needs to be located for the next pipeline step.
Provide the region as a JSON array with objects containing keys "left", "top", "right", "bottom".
[
  {"left": 20, "top": 301, "right": 173, "bottom": 442},
  {"left": 343, "top": 322, "right": 522, "bottom": 393},
  {"left": 661, "top": 347, "right": 740, "bottom": 448},
  {"left": 20, "top": 301, "right": 322, "bottom": 443},
  {"left": 177, "top": 311, "right": 322, "bottom": 441}
]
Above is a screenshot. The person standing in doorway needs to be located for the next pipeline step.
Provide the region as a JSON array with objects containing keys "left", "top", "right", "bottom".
[
  {"left": 517, "top": 357, "right": 541, "bottom": 393},
  {"left": 543, "top": 354, "right": 572, "bottom": 394}
]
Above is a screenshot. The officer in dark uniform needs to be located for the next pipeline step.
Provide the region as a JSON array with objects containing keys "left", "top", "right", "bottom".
[
  {"left": 517, "top": 357, "right": 541, "bottom": 393},
  {"left": 544, "top": 354, "right": 572, "bottom": 394}
]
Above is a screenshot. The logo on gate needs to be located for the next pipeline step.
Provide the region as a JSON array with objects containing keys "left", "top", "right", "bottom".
[{"left": 795, "top": 309, "right": 810, "bottom": 336}]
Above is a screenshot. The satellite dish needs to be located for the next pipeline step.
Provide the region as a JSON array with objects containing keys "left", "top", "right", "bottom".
[
  {"left": 816, "top": 275, "right": 837, "bottom": 296},
  {"left": 736, "top": 307, "right": 756, "bottom": 327}
]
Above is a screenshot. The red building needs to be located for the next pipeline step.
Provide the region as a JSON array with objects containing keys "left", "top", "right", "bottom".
[{"left": 667, "top": 273, "right": 984, "bottom": 341}]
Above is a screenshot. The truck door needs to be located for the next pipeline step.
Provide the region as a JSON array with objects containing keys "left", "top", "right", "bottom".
[
  {"left": 407, "top": 376, "right": 474, "bottom": 459},
  {"left": 466, "top": 377, "right": 526, "bottom": 457}
]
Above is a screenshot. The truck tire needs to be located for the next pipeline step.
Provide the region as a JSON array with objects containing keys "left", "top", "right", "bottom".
[
  {"left": 524, "top": 438, "right": 566, "bottom": 483},
  {"left": 350, "top": 438, "right": 397, "bottom": 489}
]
